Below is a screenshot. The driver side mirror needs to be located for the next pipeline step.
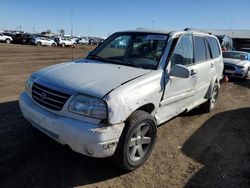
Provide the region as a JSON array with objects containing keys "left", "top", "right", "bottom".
[{"left": 169, "top": 64, "right": 190, "bottom": 78}]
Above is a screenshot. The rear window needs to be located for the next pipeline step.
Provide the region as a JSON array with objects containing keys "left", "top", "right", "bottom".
[{"left": 207, "top": 37, "right": 220, "bottom": 58}]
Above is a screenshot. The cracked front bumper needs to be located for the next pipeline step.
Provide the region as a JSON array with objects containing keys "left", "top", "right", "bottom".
[{"left": 19, "top": 92, "right": 125, "bottom": 158}]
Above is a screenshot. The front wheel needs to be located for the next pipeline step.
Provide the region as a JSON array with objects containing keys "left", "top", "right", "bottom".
[
  {"left": 200, "top": 83, "right": 219, "bottom": 112},
  {"left": 114, "top": 110, "right": 157, "bottom": 171}
]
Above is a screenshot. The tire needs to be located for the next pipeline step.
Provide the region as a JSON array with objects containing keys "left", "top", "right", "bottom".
[
  {"left": 73, "top": 43, "right": 77, "bottom": 48},
  {"left": 113, "top": 110, "right": 157, "bottom": 171},
  {"left": 37, "top": 41, "right": 42, "bottom": 46},
  {"left": 52, "top": 43, "right": 56, "bottom": 47},
  {"left": 6, "top": 39, "right": 11, "bottom": 44},
  {"left": 200, "top": 83, "right": 219, "bottom": 113},
  {"left": 61, "top": 43, "right": 65, "bottom": 47}
]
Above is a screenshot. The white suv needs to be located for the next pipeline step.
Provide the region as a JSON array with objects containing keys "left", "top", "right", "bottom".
[
  {"left": 19, "top": 29, "right": 223, "bottom": 171},
  {"left": 0, "top": 33, "right": 13, "bottom": 44},
  {"left": 55, "top": 37, "right": 77, "bottom": 47},
  {"left": 30, "top": 37, "right": 57, "bottom": 46}
]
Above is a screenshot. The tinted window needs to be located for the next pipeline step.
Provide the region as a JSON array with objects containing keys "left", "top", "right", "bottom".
[
  {"left": 194, "top": 36, "right": 206, "bottom": 62},
  {"left": 207, "top": 37, "right": 220, "bottom": 58},
  {"left": 171, "top": 35, "right": 193, "bottom": 67}
]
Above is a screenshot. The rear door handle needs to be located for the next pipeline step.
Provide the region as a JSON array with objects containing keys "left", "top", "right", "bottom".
[
  {"left": 211, "top": 62, "right": 215, "bottom": 68},
  {"left": 190, "top": 69, "right": 197, "bottom": 76}
]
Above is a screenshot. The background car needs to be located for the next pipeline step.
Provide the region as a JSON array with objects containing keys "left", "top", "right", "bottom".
[
  {"left": 88, "top": 37, "right": 104, "bottom": 45},
  {"left": 223, "top": 51, "right": 250, "bottom": 61},
  {"left": 240, "top": 48, "right": 250, "bottom": 53},
  {"left": 30, "top": 37, "right": 57, "bottom": 46},
  {"left": 223, "top": 58, "right": 249, "bottom": 79},
  {"left": 55, "top": 37, "right": 77, "bottom": 47},
  {"left": 0, "top": 33, "right": 13, "bottom": 44},
  {"left": 77, "top": 37, "right": 89, "bottom": 45},
  {"left": 223, "top": 51, "right": 250, "bottom": 79}
]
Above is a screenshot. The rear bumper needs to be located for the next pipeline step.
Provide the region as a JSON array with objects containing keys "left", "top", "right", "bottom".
[{"left": 19, "top": 92, "right": 125, "bottom": 158}]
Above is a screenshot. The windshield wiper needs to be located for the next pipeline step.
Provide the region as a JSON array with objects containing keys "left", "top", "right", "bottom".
[
  {"left": 87, "top": 55, "right": 142, "bottom": 68},
  {"left": 86, "top": 54, "right": 105, "bottom": 61}
]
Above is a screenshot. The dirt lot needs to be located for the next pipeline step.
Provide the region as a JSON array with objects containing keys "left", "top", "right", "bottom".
[{"left": 0, "top": 44, "right": 249, "bottom": 188}]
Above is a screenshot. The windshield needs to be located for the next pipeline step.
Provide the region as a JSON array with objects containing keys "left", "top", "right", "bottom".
[
  {"left": 223, "top": 52, "right": 247, "bottom": 60},
  {"left": 86, "top": 32, "right": 168, "bottom": 69}
]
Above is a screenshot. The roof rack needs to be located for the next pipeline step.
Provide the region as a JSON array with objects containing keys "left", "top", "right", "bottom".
[{"left": 184, "top": 28, "right": 211, "bottom": 35}]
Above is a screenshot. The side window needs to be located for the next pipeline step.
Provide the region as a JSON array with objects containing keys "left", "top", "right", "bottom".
[
  {"left": 171, "top": 35, "right": 193, "bottom": 67},
  {"left": 194, "top": 36, "right": 206, "bottom": 62},
  {"left": 207, "top": 37, "right": 220, "bottom": 58}
]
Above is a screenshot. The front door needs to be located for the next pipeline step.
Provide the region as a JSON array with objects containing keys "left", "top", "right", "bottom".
[{"left": 156, "top": 34, "right": 197, "bottom": 123}]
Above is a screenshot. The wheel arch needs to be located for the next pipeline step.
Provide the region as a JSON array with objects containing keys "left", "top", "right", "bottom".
[
  {"left": 135, "top": 103, "right": 155, "bottom": 115},
  {"left": 204, "top": 76, "right": 220, "bottom": 99}
]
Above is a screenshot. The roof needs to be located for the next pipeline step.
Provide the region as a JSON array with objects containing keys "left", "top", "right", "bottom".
[{"left": 115, "top": 29, "right": 213, "bottom": 37}]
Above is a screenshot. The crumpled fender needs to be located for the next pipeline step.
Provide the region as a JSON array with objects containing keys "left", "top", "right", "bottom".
[{"left": 103, "top": 71, "right": 164, "bottom": 124}]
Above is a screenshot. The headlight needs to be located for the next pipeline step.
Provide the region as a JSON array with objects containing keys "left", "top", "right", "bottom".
[
  {"left": 25, "top": 76, "right": 35, "bottom": 94},
  {"left": 68, "top": 94, "right": 107, "bottom": 119}
]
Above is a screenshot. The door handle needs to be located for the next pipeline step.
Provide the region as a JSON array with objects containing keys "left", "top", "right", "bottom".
[
  {"left": 211, "top": 62, "right": 215, "bottom": 68},
  {"left": 190, "top": 69, "right": 197, "bottom": 76}
]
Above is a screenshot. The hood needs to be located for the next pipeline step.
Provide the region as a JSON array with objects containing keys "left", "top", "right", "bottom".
[
  {"left": 33, "top": 60, "right": 151, "bottom": 98},
  {"left": 223, "top": 58, "right": 248, "bottom": 66}
]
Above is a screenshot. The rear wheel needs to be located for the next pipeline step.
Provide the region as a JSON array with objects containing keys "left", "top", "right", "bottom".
[
  {"left": 73, "top": 43, "right": 77, "bottom": 48},
  {"left": 6, "top": 39, "right": 11, "bottom": 44},
  {"left": 37, "top": 41, "right": 42, "bottom": 46},
  {"left": 52, "top": 43, "right": 56, "bottom": 47},
  {"left": 61, "top": 43, "right": 65, "bottom": 47},
  {"left": 114, "top": 110, "right": 157, "bottom": 171},
  {"left": 200, "top": 83, "right": 219, "bottom": 112}
]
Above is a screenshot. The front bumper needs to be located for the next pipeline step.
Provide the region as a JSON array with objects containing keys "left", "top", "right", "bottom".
[
  {"left": 19, "top": 92, "right": 125, "bottom": 158},
  {"left": 224, "top": 66, "right": 249, "bottom": 78}
]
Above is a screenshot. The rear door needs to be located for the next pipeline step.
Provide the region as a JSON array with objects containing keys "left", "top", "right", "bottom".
[{"left": 192, "top": 35, "right": 216, "bottom": 100}]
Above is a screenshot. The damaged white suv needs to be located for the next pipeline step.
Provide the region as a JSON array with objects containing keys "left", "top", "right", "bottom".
[{"left": 19, "top": 29, "right": 223, "bottom": 171}]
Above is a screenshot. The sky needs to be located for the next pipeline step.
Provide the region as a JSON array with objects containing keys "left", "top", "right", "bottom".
[{"left": 0, "top": 0, "right": 250, "bottom": 37}]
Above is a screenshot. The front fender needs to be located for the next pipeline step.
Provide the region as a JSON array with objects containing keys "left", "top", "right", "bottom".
[{"left": 104, "top": 71, "right": 163, "bottom": 124}]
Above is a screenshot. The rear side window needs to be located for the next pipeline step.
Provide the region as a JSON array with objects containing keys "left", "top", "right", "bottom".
[
  {"left": 194, "top": 36, "right": 206, "bottom": 62},
  {"left": 207, "top": 37, "right": 220, "bottom": 58}
]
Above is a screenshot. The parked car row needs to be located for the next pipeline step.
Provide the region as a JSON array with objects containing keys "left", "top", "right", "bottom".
[{"left": 0, "top": 32, "right": 105, "bottom": 47}]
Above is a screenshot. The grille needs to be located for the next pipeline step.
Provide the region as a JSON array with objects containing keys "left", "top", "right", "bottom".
[
  {"left": 32, "top": 83, "right": 70, "bottom": 111},
  {"left": 224, "top": 64, "right": 235, "bottom": 71}
]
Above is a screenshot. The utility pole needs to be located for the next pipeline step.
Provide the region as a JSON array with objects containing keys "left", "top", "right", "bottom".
[{"left": 88, "top": 21, "right": 91, "bottom": 37}]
